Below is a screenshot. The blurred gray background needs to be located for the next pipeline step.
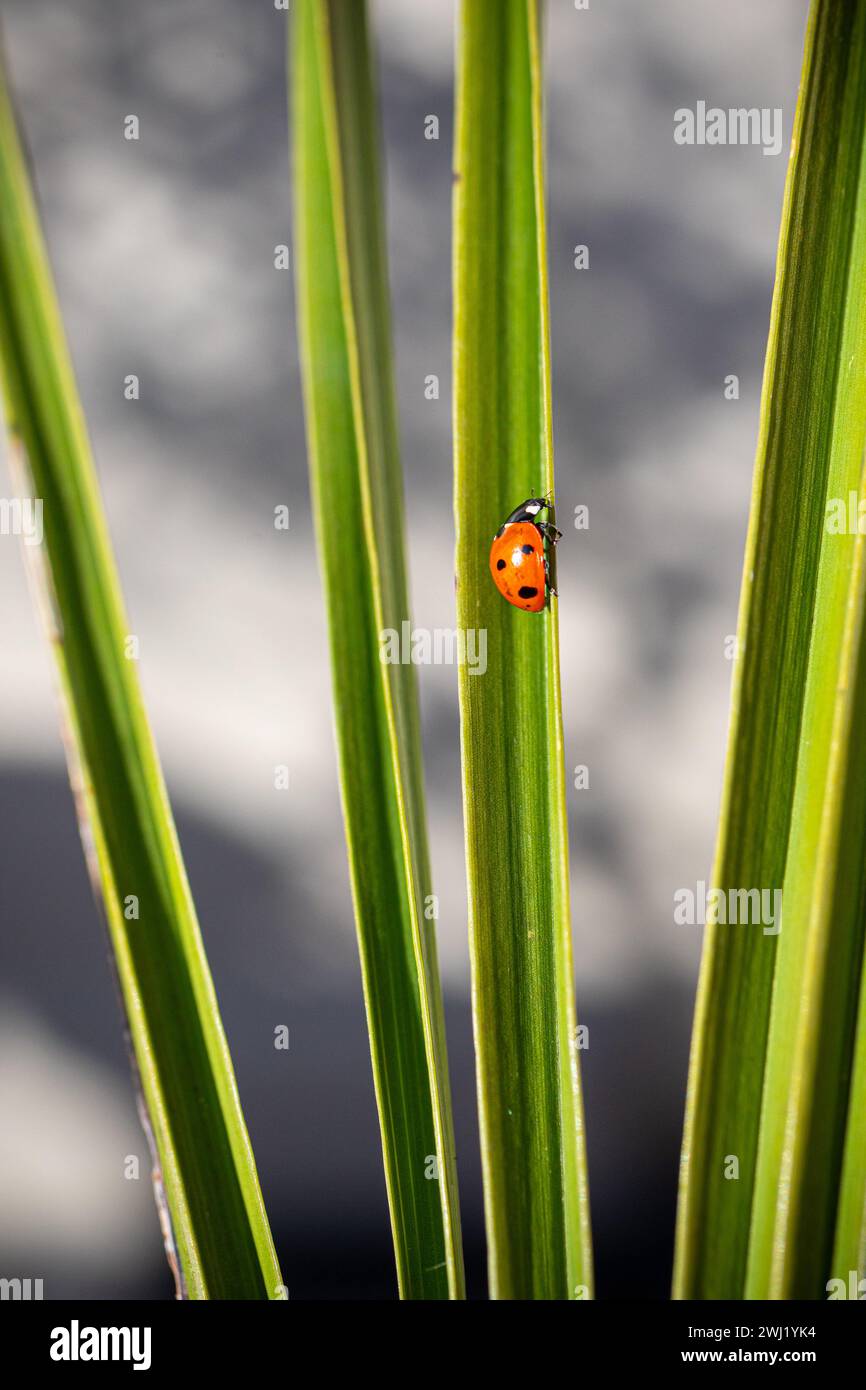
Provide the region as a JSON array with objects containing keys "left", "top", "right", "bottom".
[{"left": 0, "top": 0, "right": 809, "bottom": 1299}]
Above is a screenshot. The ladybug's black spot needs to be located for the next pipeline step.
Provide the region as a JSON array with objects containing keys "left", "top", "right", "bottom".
[
  {"left": 521, "top": 543, "right": 534, "bottom": 554},
  {"left": 496, "top": 558, "right": 507, "bottom": 570},
  {"left": 518, "top": 586, "right": 538, "bottom": 599}
]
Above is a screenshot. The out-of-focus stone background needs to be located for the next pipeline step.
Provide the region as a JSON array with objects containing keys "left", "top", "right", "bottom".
[{"left": 0, "top": 0, "right": 809, "bottom": 1298}]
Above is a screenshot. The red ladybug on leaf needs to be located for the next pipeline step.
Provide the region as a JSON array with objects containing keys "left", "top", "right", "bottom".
[{"left": 489, "top": 497, "right": 561, "bottom": 612}]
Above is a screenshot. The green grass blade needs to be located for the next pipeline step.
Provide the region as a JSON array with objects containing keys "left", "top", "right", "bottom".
[
  {"left": 453, "top": 0, "right": 592, "bottom": 1301},
  {"left": 833, "top": 896, "right": 866, "bottom": 1287},
  {"left": 747, "top": 478, "right": 866, "bottom": 1298},
  {"left": 291, "top": 0, "right": 465, "bottom": 1300},
  {"left": 744, "top": 6, "right": 866, "bottom": 1297},
  {"left": 674, "top": 0, "right": 866, "bottom": 1300},
  {"left": 0, "top": 49, "right": 282, "bottom": 1299}
]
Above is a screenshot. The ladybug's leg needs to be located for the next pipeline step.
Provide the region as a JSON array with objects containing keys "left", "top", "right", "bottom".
[
  {"left": 544, "top": 554, "right": 559, "bottom": 599},
  {"left": 540, "top": 501, "right": 560, "bottom": 599}
]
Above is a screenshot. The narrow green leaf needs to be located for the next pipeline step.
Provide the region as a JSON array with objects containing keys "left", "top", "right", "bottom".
[
  {"left": 747, "top": 480, "right": 866, "bottom": 1298},
  {"left": 0, "top": 48, "right": 282, "bottom": 1298},
  {"left": 744, "top": 4, "right": 866, "bottom": 1298},
  {"left": 675, "top": 0, "right": 866, "bottom": 1300},
  {"left": 453, "top": 0, "right": 593, "bottom": 1300},
  {"left": 291, "top": 0, "right": 465, "bottom": 1300},
  {"left": 833, "top": 893, "right": 866, "bottom": 1286}
]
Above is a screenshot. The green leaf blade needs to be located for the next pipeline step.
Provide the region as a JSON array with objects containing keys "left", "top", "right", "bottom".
[
  {"left": 675, "top": 0, "right": 866, "bottom": 1300},
  {"left": 744, "top": 16, "right": 866, "bottom": 1292},
  {"left": 453, "top": 0, "right": 592, "bottom": 1301},
  {"left": 0, "top": 50, "right": 282, "bottom": 1300},
  {"left": 291, "top": 0, "right": 464, "bottom": 1300},
  {"left": 833, "top": 928, "right": 866, "bottom": 1286}
]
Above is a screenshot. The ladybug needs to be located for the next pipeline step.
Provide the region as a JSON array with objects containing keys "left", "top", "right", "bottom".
[{"left": 489, "top": 497, "right": 562, "bottom": 612}]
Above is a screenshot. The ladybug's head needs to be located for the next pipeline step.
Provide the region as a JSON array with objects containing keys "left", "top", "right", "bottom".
[{"left": 502, "top": 496, "right": 554, "bottom": 527}]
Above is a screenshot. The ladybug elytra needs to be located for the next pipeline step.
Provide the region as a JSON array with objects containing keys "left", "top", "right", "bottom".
[{"left": 489, "top": 496, "right": 562, "bottom": 612}]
